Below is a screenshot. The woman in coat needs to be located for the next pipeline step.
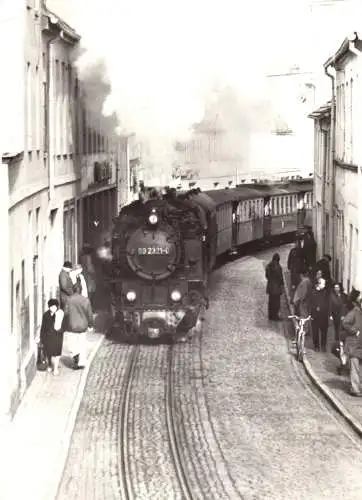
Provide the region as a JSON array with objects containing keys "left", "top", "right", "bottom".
[
  {"left": 310, "top": 277, "right": 330, "bottom": 352},
  {"left": 265, "top": 253, "right": 284, "bottom": 321},
  {"left": 342, "top": 295, "right": 362, "bottom": 396},
  {"left": 329, "top": 282, "right": 348, "bottom": 342},
  {"left": 40, "top": 299, "right": 65, "bottom": 375}
]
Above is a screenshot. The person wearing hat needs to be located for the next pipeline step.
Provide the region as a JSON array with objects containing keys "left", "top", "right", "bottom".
[
  {"left": 59, "top": 261, "right": 74, "bottom": 309},
  {"left": 310, "top": 277, "right": 330, "bottom": 351},
  {"left": 39, "top": 298, "right": 65, "bottom": 375},
  {"left": 265, "top": 252, "right": 283, "bottom": 321}
]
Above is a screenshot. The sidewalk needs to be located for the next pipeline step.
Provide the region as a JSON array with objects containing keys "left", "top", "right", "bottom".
[
  {"left": 283, "top": 269, "right": 362, "bottom": 437},
  {"left": 0, "top": 320, "right": 105, "bottom": 500}
]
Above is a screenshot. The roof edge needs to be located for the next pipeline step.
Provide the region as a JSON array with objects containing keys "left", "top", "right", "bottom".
[
  {"left": 43, "top": 7, "right": 80, "bottom": 43},
  {"left": 324, "top": 32, "right": 360, "bottom": 69}
]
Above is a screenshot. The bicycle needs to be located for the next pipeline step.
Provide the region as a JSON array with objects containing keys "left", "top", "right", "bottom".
[{"left": 288, "top": 315, "right": 311, "bottom": 362}]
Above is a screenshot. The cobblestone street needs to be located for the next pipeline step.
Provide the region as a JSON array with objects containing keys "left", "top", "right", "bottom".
[
  {"left": 202, "top": 246, "right": 362, "bottom": 499},
  {"left": 17, "top": 245, "right": 362, "bottom": 500}
]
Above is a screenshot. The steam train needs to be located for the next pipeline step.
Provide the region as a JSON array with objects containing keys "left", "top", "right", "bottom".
[{"left": 109, "top": 179, "right": 313, "bottom": 341}]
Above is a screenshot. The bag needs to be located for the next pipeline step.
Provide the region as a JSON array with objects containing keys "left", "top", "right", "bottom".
[
  {"left": 331, "top": 341, "right": 342, "bottom": 359},
  {"left": 37, "top": 343, "right": 48, "bottom": 371}
]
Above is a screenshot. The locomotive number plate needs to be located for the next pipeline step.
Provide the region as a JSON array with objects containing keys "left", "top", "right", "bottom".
[{"left": 137, "top": 247, "right": 170, "bottom": 255}]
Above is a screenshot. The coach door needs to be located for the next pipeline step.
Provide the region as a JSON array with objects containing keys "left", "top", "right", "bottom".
[
  {"left": 263, "top": 197, "right": 272, "bottom": 239},
  {"left": 231, "top": 201, "right": 239, "bottom": 250}
]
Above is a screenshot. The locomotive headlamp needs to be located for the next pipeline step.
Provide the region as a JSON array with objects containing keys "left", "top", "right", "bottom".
[
  {"left": 170, "top": 290, "right": 182, "bottom": 302},
  {"left": 126, "top": 290, "right": 137, "bottom": 302},
  {"left": 149, "top": 214, "right": 158, "bottom": 224}
]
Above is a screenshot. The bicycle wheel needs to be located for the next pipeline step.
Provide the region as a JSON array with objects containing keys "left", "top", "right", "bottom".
[
  {"left": 295, "top": 329, "right": 301, "bottom": 361},
  {"left": 298, "top": 331, "right": 305, "bottom": 362}
]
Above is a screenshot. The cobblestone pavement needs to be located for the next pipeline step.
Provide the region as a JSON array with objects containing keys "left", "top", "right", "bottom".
[
  {"left": 0, "top": 329, "right": 103, "bottom": 500},
  {"left": 172, "top": 340, "right": 240, "bottom": 499},
  {"left": 201, "top": 246, "right": 362, "bottom": 500}
]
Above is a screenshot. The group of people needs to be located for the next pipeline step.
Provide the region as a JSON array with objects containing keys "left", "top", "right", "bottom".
[
  {"left": 39, "top": 246, "right": 99, "bottom": 375},
  {"left": 283, "top": 240, "right": 362, "bottom": 397}
]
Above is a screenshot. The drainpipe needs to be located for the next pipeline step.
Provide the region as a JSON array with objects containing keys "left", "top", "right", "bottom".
[{"left": 324, "top": 64, "right": 335, "bottom": 266}]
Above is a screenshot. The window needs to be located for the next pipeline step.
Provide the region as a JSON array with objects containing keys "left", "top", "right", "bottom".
[
  {"left": 350, "top": 78, "right": 353, "bottom": 161},
  {"left": 63, "top": 200, "right": 76, "bottom": 264},
  {"left": 10, "top": 269, "right": 14, "bottom": 332},
  {"left": 27, "top": 62, "right": 32, "bottom": 151},
  {"left": 348, "top": 223, "right": 353, "bottom": 292},
  {"left": 33, "top": 255, "right": 39, "bottom": 332}
]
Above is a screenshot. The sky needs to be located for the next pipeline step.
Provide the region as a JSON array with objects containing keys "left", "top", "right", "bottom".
[{"left": 46, "top": 0, "right": 362, "bottom": 180}]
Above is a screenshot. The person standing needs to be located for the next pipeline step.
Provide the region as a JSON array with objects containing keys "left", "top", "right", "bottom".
[
  {"left": 39, "top": 299, "right": 64, "bottom": 375},
  {"left": 64, "top": 283, "right": 94, "bottom": 370},
  {"left": 287, "top": 241, "right": 306, "bottom": 292},
  {"left": 292, "top": 268, "right": 312, "bottom": 319},
  {"left": 342, "top": 295, "right": 362, "bottom": 396},
  {"left": 303, "top": 228, "right": 317, "bottom": 270},
  {"left": 70, "top": 264, "right": 89, "bottom": 299},
  {"left": 79, "top": 246, "right": 97, "bottom": 307},
  {"left": 59, "top": 261, "right": 74, "bottom": 309},
  {"left": 314, "top": 254, "right": 332, "bottom": 289},
  {"left": 265, "top": 253, "right": 284, "bottom": 321},
  {"left": 310, "top": 277, "right": 330, "bottom": 352},
  {"left": 329, "top": 282, "right": 348, "bottom": 342}
]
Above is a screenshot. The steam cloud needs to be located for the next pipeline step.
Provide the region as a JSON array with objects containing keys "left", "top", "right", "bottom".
[{"left": 47, "top": 0, "right": 339, "bottom": 184}]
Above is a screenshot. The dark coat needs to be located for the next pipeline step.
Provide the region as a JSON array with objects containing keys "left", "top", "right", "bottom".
[
  {"left": 302, "top": 233, "right": 317, "bottom": 268},
  {"left": 342, "top": 306, "right": 362, "bottom": 359},
  {"left": 79, "top": 254, "right": 96, "bottom": 293},
  {"left": 265, "top": 261, "right": 283, "bottom": 296},
  {"left": 288, "top": 247, "right": 306, "bottom": 275},
  {"left": 329, "top": 292, "right": 347, "bottom": 319},
  {"left": 311, "top": 287, "right": 330, "bottom": 319},
  {"left": 64, "top": 293, "right": 94, "bottom": 333},
  {"left": 59, "top": 269, "right": 74, "bottom": 307},
  {"left": 40, "top": 310, "right": 64, "bottom": 357}
]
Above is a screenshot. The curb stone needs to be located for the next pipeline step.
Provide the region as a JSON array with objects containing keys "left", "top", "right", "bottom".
[
  {"left": 282, "top": 268, "right": 362, "bottom": 438},
  {"left": 50, "top": 334, "right": 105, "bottom": 500}
]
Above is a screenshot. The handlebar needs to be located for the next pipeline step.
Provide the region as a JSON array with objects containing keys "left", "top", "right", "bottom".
[{"left": 288, "top": 315, "right": 311, "bottom": 323}]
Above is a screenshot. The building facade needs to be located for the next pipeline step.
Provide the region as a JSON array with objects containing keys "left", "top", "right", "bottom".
[
  {"left": 0, "top": 1, "right": 130, "bottom": 420},
  {"left": 310, "top": 33, "right": 362, "bottom": 292}
]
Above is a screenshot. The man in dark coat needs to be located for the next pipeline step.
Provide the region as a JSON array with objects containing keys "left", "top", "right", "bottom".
[
  {"left": 302, "top": 228, "right": 317, "bottom": 270},
  {"left": 265, "top": 253, "right": 284, "bottom": 321},
  {"left": 58, "top": 261, "right": 74, "bottom": 309},
  {"left": 310, "top": 277, "right": 330, "bottom": 351},
  {"left": 287, "top": 241, "right": 306, "bottom": 291}
]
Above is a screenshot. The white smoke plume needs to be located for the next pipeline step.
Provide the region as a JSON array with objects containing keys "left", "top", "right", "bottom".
[{"left": 47, "top": 0, "right": 346, "bottom": 183}]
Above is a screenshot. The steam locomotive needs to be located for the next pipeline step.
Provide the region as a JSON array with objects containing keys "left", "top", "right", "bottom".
[{"left": 109, "top": 180, "right": 313, "bottom": 341}]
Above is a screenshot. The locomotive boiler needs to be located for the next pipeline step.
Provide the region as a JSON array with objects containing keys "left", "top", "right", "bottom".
[{"left": 109, "top": 189, "right": 217, "bottom": 340}]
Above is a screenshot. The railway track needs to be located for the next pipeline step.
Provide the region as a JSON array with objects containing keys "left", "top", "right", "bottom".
[
  {"left": 118, "top": 345, "right": 140, "bottom": 500},
  {"left": 116, "top": 341, "right": 239, "bottom": 500},
  {"left": 117, "top": 343, "right": 195, "bottom": 500},
  {"left": 165, "top": 345, "right": 196, "bottom": 500}
]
